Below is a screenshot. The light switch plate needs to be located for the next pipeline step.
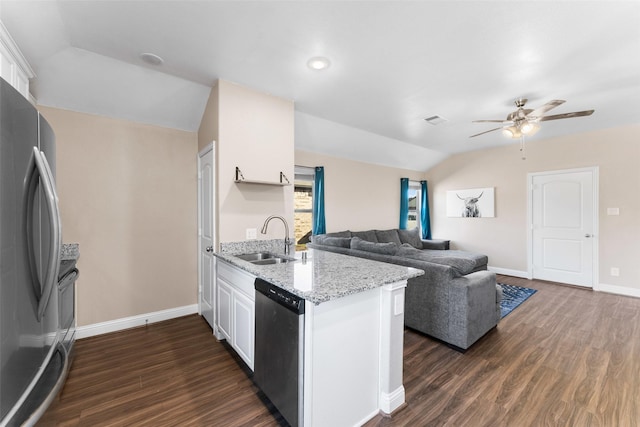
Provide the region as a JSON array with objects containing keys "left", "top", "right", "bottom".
[
  {"left": 246, "top": 228, "right": 257, "bottom": 240},
  {"left": 607, "top": 207, "right": 620, "bottom": 216}
]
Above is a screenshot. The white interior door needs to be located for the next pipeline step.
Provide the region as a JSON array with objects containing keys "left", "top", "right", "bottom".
[
  {"left": 198, "top": 144, "right": 215, "bottom": 327},
  {"left": 530, "top": 168, "right": 597, "bottom": 287}
]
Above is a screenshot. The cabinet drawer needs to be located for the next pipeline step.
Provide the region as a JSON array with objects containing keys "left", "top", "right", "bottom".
[{"left": 217, "top": 260, "right": 256, "bottom": 299}]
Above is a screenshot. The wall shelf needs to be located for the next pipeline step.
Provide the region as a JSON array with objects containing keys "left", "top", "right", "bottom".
[{"left": 234, "top": 167, "right": 291, "bottom": 186}]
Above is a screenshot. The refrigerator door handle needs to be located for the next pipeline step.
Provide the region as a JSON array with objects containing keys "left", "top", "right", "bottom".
[
  {"left": 23, "top": 147, "right": 62, "bottom": 321},
  {"left": 23, "top": 148, "right": 43, "bottom": 303},
  {"left": 37, "top": 150, "right": 62, "bottom": 322}
]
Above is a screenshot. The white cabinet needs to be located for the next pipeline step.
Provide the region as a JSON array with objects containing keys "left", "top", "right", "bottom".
[
  {"left": 0, "top": 22, "right": 34, "bottom": 100},
  {"left": 215, "top": 259, "right": 255, "bottom": 370},
  {"left": 216, "top": 279, "right": 232, "bottom": 341},
  {"left": 232, "top": 289, "right": 254, "bottom": 366}
]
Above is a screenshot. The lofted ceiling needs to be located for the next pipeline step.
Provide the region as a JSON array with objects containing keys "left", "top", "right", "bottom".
[{"left": 1, "top": 1, "right": 639, "bottom": 171}]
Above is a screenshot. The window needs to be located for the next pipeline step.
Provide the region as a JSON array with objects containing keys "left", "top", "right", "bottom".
[
  {"left": 407, "top": 181, "right": 421, "bottom": 232},
  {"left": 294, "top": 166, "right": 315, "bottom": 251}
]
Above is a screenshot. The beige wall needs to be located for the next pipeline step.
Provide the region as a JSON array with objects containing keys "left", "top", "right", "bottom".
[
  {"left": 295, "top": 150, "right": 425, "bottom": 232},
  {"left": 425, "top": 124, "right": 640, "bottom": 290},
  {"left": 199, "top": 80, "right": 295, "bottom": 245},
  {"left": 39, "top": 107, "right": 198, "bottom": 326}
]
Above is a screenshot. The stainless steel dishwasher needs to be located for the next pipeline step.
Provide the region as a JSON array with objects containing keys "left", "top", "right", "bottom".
[{"left": 254, "top": 278, "right": 305, "bottom": 427}]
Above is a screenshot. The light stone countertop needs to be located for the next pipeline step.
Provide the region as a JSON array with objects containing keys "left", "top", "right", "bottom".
[
  {"left": 214, "top": 247, "right": 424, "bottom": 305},
  {"left": 61, "top": 243, "right": 79, "bottom": 261}
]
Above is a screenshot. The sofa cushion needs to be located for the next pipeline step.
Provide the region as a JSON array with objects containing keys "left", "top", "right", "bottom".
[
  {"left": 446, "top": 250, "right": 488, "bottom": 270},
  {"left": 351, "top": 230, "right": 378, "bottom": 243},
  {"left": 351, "top": 237, "right": 397, "bottom": 255},
  {"left": 310, "top": 231, "right": 352, "bottom": 244},
  {"left": 397, "top": 228, "right": 423, "bottom": 249},
  {"left": 396, "top": 244, "right": 477, "bottom": 275},
  {"left": 326, "top": 230, "right": 352, "bottom": 238},
  {"left": 375, "top": 229, "right": 403, "bottom": 246},
  {"left": 320, "top": 236, "right": 352, "bottom": 248}
]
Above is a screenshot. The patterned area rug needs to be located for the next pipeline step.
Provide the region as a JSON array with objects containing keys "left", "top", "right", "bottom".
[{"left": 499, "top": 283, "right": 537, "bottom": 318}]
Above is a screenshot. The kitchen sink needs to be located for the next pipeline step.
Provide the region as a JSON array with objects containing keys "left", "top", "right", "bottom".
[
  {"left": 251, "top": 258, "right": 293, "bottom": 265},
  {"left": 236, "top": 252, "right": 295, "bottom": 265},
  {"left": 236, "top": 252, "right": 275, "bottom": 262}
]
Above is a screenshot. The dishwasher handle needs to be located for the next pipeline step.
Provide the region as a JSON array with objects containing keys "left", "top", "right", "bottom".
[{"left": 255, "top": 278, "right": 305, "bottom": 315}]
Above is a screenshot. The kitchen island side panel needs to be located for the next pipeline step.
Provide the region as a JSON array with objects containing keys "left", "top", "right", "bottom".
[{"left": 304, "top": 286, "right": 390, "bottom": 427}]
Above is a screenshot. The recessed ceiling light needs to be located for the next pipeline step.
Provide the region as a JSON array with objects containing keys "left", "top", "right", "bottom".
[
  {"left": 140, "top": 52, "right": 164, "bottom": 66},
  {"left": 307, "top": 56, "right": 331, "bottom": 71}
]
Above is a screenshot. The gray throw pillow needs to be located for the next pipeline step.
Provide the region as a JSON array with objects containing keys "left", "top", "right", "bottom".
[
  {"left": 326, "top": 230, "right": 352, "bottom": 238},
  {"left": 321, "top": 236, "right": 351, "bottom": 248},
  {"left": 351, "top": 237, "right": 398, "bottom": 255},
  {"left": 351, "top": 230, "right": 378, "bottom": 243},
  {"left": 398, "top": 228, "right": 423, "bottom": 249},
  {"left": 375, "top": 229, "right": 403, "bottom": 246},
  {"left": 312, "top": 231, "right": 352, "bottom": 244},
  {"left": 310, "top": 234, "right": 326, "bottom": 244},
  {"left": 396, "top": 243, "right": 423, "bottom": 257}
]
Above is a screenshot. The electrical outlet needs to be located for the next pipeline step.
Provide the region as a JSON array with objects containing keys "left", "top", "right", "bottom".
[
  {"left": 607, "top": 207, "right": 620, "bottom": 216},
  {"left": 610, "top": 267, "right": 620, "bottom": 277},
  {"left": 246, "top": 228, "right": 257, "bottom": 240}
]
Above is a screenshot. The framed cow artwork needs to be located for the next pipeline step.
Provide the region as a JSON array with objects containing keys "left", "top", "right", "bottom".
[{"left": 446, "top": 187, "right": 495, "bottom": 218}]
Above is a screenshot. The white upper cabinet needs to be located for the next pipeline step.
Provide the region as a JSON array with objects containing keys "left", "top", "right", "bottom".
[{"left": 0, "top": 21, "right": 34, "bottom": 101}]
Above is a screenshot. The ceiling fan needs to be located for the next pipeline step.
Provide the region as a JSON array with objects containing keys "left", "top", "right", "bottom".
[{"left": 470, "top": 98, "right": 595, "bottom": 139}]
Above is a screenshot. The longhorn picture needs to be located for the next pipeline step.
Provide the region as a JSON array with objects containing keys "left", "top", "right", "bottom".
[
  {"left": 457, "top": 191, "right": 484, "bottom": 218},
  {"left": 446, "top": 187, "right": 495, "bottom": 218}
]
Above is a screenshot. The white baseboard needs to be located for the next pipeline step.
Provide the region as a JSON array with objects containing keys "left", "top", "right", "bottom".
[
  {"left": 379, "top": 385, "right": 405, "bottom": 415},
  {"left": 486, "top": 270, "right": 640, "bottom": 299},
  {"left": 76, "top": 304, "right": 199, "bottom": 339},
  {"left": 597, "top": 283, "right": 640, "bottom": 299},
  {"left": 488, "top": 266, "right": 529, "bottom": 279}
]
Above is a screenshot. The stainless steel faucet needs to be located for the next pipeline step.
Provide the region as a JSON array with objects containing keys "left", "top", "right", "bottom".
[{"left": 261, "top": 215, "right": 293, "bottom": 255}]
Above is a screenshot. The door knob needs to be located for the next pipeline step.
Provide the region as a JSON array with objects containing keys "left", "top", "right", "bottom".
[
  {"left": 585, "top": 234, "right": 592, "bottom": 238},
  {"left": 205, "top": 246, "right": 213, "bottom": 252}
]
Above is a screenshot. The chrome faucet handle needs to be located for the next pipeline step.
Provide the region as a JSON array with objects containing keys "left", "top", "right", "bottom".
[{"left": 284, "top": 237, "right": 293, "bottom": 255}]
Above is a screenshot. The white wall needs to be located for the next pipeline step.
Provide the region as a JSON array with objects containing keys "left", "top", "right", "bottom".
[{"left": 425, "top": 124, "right": 640, "bottom": 291}]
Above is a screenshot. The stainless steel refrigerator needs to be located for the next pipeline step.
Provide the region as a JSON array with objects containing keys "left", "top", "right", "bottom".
[{"left": 0, "top": 77, "right": 67, "bottom": 426}]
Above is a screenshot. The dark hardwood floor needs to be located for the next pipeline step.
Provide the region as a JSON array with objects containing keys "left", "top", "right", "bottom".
[{"left": 40, "top": 275, "right": 640, "bottom": 426}]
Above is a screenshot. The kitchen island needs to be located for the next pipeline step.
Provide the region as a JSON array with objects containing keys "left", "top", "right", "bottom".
[{"left": 212, "top": 244, "right": 423, "bottom": 427}]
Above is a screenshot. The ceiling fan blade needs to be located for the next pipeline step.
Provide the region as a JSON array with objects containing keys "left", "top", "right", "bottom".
[
  {"left": 527, "top": 100, "right": 565, "bottom": 118},
  {"left": 469, "top": 127, "right": 502, "bottom": 138},
  {"left": 472, "top": 119, "right": 504, "bottom": 123},
  {"left": 539, "top": 110, "right": 595, "bottom": 121}
]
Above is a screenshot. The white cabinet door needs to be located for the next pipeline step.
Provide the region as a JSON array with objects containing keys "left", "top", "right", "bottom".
[
  {"left": 217, "top": 279, "right": 232, "bottom": 341},
  {"left": 215, "top": 259, "right": 256, "bottom": 371},
  {"left": 233, "top": 290, "right": 255, "bottom": 370}
]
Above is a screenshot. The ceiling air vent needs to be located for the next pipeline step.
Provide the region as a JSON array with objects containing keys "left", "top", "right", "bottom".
[{"left": 424, "top": 115, "right": 448, "bottom": 126}]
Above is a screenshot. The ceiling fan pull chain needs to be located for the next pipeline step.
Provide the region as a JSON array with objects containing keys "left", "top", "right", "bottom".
[{"left": 520, "top": 136, "right": 527, "bottom": 160}]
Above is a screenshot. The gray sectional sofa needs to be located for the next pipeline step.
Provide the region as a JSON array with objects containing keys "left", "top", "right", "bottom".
[{"left": 307, "top": 228, "right": 502, "bottom": 350}]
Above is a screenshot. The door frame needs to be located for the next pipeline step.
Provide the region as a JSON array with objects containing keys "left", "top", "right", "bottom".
[
  {"left": 197, "top": 142, "right": 216, "bottom": 322},
  {"left": 526, "top": 166, "right": 599, "bottom": 289}
]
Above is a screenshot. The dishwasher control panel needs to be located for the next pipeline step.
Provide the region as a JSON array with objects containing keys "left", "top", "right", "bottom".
[{"left": 255, "top": 278, "right": 305, "bottom": 314}]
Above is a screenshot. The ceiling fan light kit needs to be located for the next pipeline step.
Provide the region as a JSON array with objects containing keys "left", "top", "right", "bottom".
[{"left": 471, "top": 97, "right": 594, "bottom": 159}]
